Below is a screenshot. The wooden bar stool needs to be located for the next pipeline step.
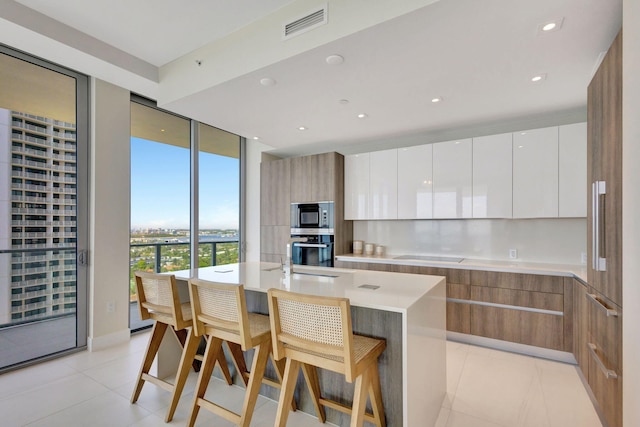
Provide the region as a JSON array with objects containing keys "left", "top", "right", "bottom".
[
  {"left": 186, "top": 278, "right": 293, "bottom": 427},
  {"left": 130, "top": 271, "right": 233, "bottom": 422},
  {"left": 267, "top": 288, "right": 387, "bottom": 427}
]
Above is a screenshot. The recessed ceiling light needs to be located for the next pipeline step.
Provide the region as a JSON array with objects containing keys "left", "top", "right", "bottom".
[
  {"left": 260, "top": 77, "right": 276, "bottom": 86},
  {"left": 538, "top": 18, "right": 564, "bottom": 34},
  {"left": 160, "top": 129, "right": 165, "bottom": 132},
  {"left": 431, "top": 97, "right": 443, "bottom": 103},
  {"left": 339, "top": 99, "right": 350, "bottom": 105},
  {"left": 326, "top": 54, "right": 344, "bottom": 65},
  {"left": 531, "top": 74, "right": 547, "bottom": 82},
  {"left": 357, "top": 113, "right": 368, "bottom": 119},
  {"left": 298, "top": 126, "right": 307, "bottom": 131},
  {"left": 252, "top": 136, "right": 260, "bottom": 140}
]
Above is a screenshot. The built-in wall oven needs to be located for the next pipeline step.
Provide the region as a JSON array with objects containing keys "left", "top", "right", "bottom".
[{"left": 290, "top": 202, "right": 334, "bottom": 267}]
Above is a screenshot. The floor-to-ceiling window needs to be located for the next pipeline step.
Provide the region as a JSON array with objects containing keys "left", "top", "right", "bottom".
[
  {"left": 198, "top": 123, "right": 240, "bottom": 268},
  {"left": 129, "top": 98, "right": 242, "bottom": 330},
  {"left": 0, "top": 46, "right": 88, "bottom": 371}
]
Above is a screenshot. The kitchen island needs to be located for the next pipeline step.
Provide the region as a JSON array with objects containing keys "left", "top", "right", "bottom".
[{"left": 164, "top": 262, "right": 446, "bottom": 427}]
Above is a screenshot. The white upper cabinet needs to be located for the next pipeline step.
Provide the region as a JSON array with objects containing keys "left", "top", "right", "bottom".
[
  {"left": 369, "top": 149, "right": 398, "bottom": 219},
  {"left": 513, "top": 127, "right": 559, "bottom": 218},
  {"left": 559, "top": 122, "right": 587, "bottom": 217},
  {"left": 344, "top": 153, "right": 370, "bottom": 220},
  {"left": 398, "top": 144, "right": 433, "bottom": 219},
  {"left": 472, "top": 133, "right": 513, "bottom": 218},
  {"left": 433, "top": 139, "right": 472, "bottom": 218}
]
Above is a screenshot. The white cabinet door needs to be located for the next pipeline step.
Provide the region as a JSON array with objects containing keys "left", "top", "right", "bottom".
[
  {"left": 398, "top": 144, "right": 433, "bottom": 219},
  {"left": 369, "top": 149, "right": 397, "bottom": 219},
  {"left": 472, "top": 133, "right": 512, "bottom": 218},
  {"left": 559, "top": 122, "right": 587, "bottom": 217},
  {"left": 344, "top": 153, "right": 370, "bottom": 220},
  {"left": 513, "top": 127, "right": 559, "bottom": 218},
  {"left": 433, "top": 139, "right": 472, "bottom": 218}
]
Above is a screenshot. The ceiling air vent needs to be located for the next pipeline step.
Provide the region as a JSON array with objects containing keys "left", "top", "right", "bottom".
[{"left": 283, "top": 5, "right": 327, "bottom": 40}]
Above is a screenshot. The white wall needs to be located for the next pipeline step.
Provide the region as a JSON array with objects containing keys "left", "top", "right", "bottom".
[
  {"left": 354, "top": 218, "right": 586, "bottom": 264},
  {"left": 245, "top": 140, "right": 274, "bottom": 262},
  {"left": 88, "top": 78, "right": 131, "bottom": 350},
  {"left": 623, "top": 0, "right": 639, "bottom": 425}
]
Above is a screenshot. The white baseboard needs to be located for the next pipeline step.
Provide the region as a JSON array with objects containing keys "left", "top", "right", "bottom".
[
  {"left": 447, "top": 331, "right": 577, "bottom": 364},
  {"left": 87, "top": 328, "right": 131, "bottom": 351}
]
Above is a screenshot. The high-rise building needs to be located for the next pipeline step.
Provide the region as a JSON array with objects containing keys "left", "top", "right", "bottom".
[{"left": 0, "top": 108, "right": 77, "bottom": 325}]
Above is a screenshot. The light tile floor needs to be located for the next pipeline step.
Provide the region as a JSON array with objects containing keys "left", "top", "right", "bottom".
[{"left": 0, "top": 332, "right": 603, "bottom": 427}]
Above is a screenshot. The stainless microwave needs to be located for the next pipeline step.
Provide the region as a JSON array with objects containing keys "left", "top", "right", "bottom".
[{"left": 290, "top": 201, "right": 334, "bottom": 234}]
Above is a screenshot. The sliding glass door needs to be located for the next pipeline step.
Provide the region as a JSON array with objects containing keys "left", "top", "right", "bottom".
[{"left": 0, "top": 46, "right": 88, "bottom": 371}]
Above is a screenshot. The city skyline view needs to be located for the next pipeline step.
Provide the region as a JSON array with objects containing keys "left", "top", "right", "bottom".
[{"left": 130, "top": 136, "right": 239, "bottom": 230}]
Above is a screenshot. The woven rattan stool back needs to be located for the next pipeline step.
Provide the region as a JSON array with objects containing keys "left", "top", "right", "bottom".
[
  {"left": 268, "top": 288, "right": 357, "bottom": 381},
  {"left": 134, "top": 271, "right": 189, "bottom": 330},
  {"left": 188, "top": 279, "right": 254, "bottom": 350}
]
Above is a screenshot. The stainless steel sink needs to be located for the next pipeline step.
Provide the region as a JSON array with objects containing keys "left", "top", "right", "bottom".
[{"left": 394, "top": 255, "right": 464, "bottom": 263}]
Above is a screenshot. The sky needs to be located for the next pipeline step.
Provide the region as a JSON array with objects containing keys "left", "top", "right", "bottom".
[{"left": 130, "top": 137, "right": 239, "bottom": 230}]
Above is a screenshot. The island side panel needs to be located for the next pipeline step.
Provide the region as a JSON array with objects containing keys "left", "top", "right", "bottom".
[
  {"left": 406, "top": 278, "right": 447, "bottom": 427},
  {"left": 245, "top": 290, "right": 404, "bottom": 427}
]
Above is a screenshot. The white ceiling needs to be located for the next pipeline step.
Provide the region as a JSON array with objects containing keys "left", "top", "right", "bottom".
[{"left": 5, "top": 0, "right": 623, "bottom": 157}]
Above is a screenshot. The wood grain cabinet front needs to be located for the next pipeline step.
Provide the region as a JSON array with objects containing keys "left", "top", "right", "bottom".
[
  {"left": 467, "top": 271, "right": 566, "bottom": 351},
  {"left": 586, "top": 288, "right": 622, "bottom": 427}
]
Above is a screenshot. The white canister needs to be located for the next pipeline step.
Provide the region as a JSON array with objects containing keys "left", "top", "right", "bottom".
[
  {"left": 353, "top": 240, "right": 364, "bottom": 255},
  {"left": 375, "top": 245, "right": 385, "bottom": 257},
  {"left": 364, "top": 243, "right": 375, "bottom": 256}
]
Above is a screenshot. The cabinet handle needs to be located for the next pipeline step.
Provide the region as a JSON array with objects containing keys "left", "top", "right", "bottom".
[
  {"left": 587, "top": 343, "right": 618, "bottom": 379},
  {"left": 592, "top": 181, "right": 607, "bottom": 271},
  {"left": 586, "top": 293, "right": 619, "bottom": 317},
  {"left": 294, "top": 243, "right": 329, "bottom": 248}
]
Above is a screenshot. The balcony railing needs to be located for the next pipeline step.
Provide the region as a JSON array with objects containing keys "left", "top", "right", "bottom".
[{"left": 130, "top": 237, "right": 239, "bottom": 274}]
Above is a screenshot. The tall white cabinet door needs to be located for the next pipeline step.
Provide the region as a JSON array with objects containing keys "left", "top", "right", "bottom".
[
  {"left": 433, "top": 139, "right": 472, "bottom": 218},
  {"left": 369, "top": 149, "right": 397, "bottom": 219},
  {"left": 398, "top": 144, "right": 433, "bottom": 219},
  {"left": 559, "top": 122, "right": 587, "bottom": 217},
  {"left": 472, "top": 133, "right": 512, "bottom": 218},
  {"left": 513, "top": 127, "right": 559, "bottom": 218},
  {"left": 344, "top": 153, "right": 370, "bottom": 220}
]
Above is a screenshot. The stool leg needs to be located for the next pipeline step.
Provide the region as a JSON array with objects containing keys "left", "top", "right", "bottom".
[
  {"left": 131, "top": 321, "right": 168, "bottom": 403},
  {"left": 301, "top": 363, "right": 326, "bottom": 423},
  {"left": 273, "top": 355, "right": 297, "bottom": 412},
  {"left": 216, "top": 345, "right": 233, "bottom": 385},
  {"left": 368, "top": 364, "right": 386, "bottom": 427},
  {"left": 187, "top": 336, "right": 223, "bottom": 427},
  {"left": 227, "top": 341, "right": 249, "bottom": 386},
  {"left": 275, "top": 358, "right": 301, "bottom": 427},
  {"left": 350, "top": 366, "right": 372, "bottom": 427},
  {"left": 173, "top": 328, "right": 201, "bottom": 372},
  {"left": 165, "top": 327, "right": 200, "bottom": 422},
  {"left": 239, "top": 342, "right": 270, "bottom": 427}
]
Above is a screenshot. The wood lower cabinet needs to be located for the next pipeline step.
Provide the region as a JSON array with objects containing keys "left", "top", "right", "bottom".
[
  {"left": 447, "top": 282, "right": 470, "bottom": 334},
  {"left": 467, "top": 271, "right": 566, "bottom": 351},
  {"left": 334, "top": 260, "right": 569, "bottom": 350},
  {"left": 470, "top": 305, "right": 564, "bottom": 350},
  {"left": 573, "top": 279, "right": 590, "bottom": 376},
  {"left": 586, "top": 288, "right": 622, "bottom": 427}
]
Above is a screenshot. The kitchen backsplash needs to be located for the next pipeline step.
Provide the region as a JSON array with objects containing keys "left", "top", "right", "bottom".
[{"left": 353, "top": 218, "right": 587, "bottom": 265}]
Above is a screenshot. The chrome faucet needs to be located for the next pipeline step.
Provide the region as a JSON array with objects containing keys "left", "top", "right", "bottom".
[{"left": 284, "top": 237, "right": 308, "bottom": 275}]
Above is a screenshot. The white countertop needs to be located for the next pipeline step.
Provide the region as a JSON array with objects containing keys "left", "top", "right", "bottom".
[
  {"left": 171, "top": 262, "right": 445, "bottom": 313},
  {"left": 335, "top": 254, "right": 588, "bottom": 282}
]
